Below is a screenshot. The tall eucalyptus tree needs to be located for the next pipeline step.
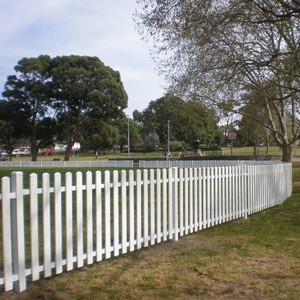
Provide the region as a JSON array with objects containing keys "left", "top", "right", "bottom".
[{"left": 2, "top": 55, "right": 55, "bottom": 161}]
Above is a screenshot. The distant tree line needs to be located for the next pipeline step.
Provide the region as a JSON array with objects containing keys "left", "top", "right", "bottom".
[
  {"left": 0, "top": 55, "right": 224, "bottom": 161},
  {"left": 133, "top": 94, "right": 222, "bottom": 152}
]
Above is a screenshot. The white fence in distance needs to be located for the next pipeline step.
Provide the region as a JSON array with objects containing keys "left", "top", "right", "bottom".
[
  {"left": 0, "top": 160, "right": 133, "bottom": 169},
  {"left": 0, "top": 162, "right": 292, "bottom": 293},
  {"left": 139, "top": 159, "right": 281, "bottom": 169}
]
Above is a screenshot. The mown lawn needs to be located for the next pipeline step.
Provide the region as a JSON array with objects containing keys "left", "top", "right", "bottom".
[{"left": 0, "top": 163, "right": 299, "bottom": 299}]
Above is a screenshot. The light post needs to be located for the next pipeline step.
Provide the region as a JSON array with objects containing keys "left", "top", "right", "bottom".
[
  {"left": 167, "top": 120, "right": 170, "bottom": 154},
  {"left": 127, "top": 115, "right": 130, "bottom": 158}
]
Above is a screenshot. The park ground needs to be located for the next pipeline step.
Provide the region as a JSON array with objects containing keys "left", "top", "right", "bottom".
[{"left": 0, "top": 149, "right": 299, "bottom": 299}]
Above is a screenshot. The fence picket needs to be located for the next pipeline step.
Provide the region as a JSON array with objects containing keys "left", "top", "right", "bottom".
[
  {"left": 2, "top": 176, "right": 13, "bottom": 291},
  {"left": 156, "top": 169, "right": 162, "bottom": 243},
  {"left": 189, "top": 168, "right": 194, "bottom": 233},
  {"left": 143, "top": 169, "right": 149, "bottom": 247},
  {"left": 242, "top": 166, "right": 247, "bottom": 219},
  {"left": 173, "top": 167, "right": 179, "bottom": 241},
  {"left": 217, "top": 167, "right": 222, "bottom": 224},
  {"left": 202, "top": 168, "right": 207, "bottom": 229},
  {"left": 207, "top": 168, "right": 211, "bottom": 228},
  {"left": 238, "top": 167, "right": 242, "bottom": 218},
  {"left": 76, "top": 172, "right": 84, "bottom": 267},
  {"left": 179, "top": 168, "right": 184, "bottom": 236},
  {"left": 95, "top": 171, "right": 103, "bottom": 261},
  {"left": 11, "top": 172, "right": 26, "bottom": 292},
  {"left": 65, "top": 172, "right": 73, "bottom": 271},
  {"left": 184, "top": 168, "right": 189, "bottom": 234},
  {"left": 198, "top": 168, "right": 203, "bottom": 230},
  {"left": 113, "top": 171, "right": 119, "bottom": 257},
  {"left": 86, "top": 171, "right": 94, "bottom": 263},
  {"left": 228, "top": 167, "right": 233, "bottom": 221},
  {"left": 121, "top": 170, "right": 127, "bottom": 254},
  {"left": 30, "top": 174, "right": 40, "bottom": 280},
  {"left": 136, "top": 170, "right": 141, "bottom": 250},
  {"left": 162, "top": 169, "right": 167, "bottom": 241},
  {"left": 42, "top": 173, "right": 52, "bottom": 278},
  {"left": 235, "top": 166, "right": 238, "bottom": 218},
  {"left": 150, "top": 170, "right": 155, "bottom": 245},
  {"left": 129, "top": 170, "right": 134, "bottom": 252},
  {"left": 211, "top": 168, "right": 215, "bottom": 226},
  {"left": 168, "top": 168, "right": 173, "bottom": 240},
  {"left": 105, "top": 171, "right": 111, "bottom": 259},
  {"left": 54, "top": 173, "right": 63, "bottom": 274},
  {"left": 194, "top": 168, "right": 198, "bottom": 231}
]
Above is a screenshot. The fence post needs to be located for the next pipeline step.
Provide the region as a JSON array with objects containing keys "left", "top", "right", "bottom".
[{"left": 11, "top": 171, "right": 26, "bottom": 292}]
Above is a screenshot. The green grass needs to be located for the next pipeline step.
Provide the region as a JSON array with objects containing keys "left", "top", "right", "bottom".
[{"left": 221, "top": 145, "right": 283, "bottom": 157}]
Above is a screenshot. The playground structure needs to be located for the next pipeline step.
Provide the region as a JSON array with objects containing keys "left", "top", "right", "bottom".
[{"left": 42, "top": 148, "right": 56, "bottom": 156}]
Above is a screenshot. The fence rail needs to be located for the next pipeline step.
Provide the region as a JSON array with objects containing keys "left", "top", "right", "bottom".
[{"left": 0, "top": 162, "right": 292, "bottom": 293}]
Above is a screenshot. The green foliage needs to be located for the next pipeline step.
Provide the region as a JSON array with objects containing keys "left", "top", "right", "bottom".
[
  {"left": 1, "top": 55, "right": 128, "bottom": 161},
  {"left": 2, "top": 55, "right": 55, "bottom": 160},
  {"left": 49, "top": 55, "right": 128, "bottom": 160},
  {"left": 135, "top": 94, "right": 220, "bottom": 147}
]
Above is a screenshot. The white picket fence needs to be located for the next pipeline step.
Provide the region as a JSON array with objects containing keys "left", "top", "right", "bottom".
[
  {"left": 139, "top": 159, "right": 280, "bottom": 168},
  {"left": 0, "top": 160, "right": 133, "bottom": 168},
  {"left": 0, "top": 162, "right": 292, "bottom": 293}
]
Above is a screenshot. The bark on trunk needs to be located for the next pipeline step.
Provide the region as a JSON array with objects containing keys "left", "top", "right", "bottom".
[
  {"left": 31, "top": 145, "right": 38, "bottom": 161},
  {"left": 64, "top": 143, "right": 74, "bottom": 161},
  {"left": 281, "top": 145, "right": 294, "bottom": 162},
  {"left": 253, "top": 145, "right": 257, "bottom": 156},
  {"left": 30, "top": 127, "right": 38, "bottom": 161}
]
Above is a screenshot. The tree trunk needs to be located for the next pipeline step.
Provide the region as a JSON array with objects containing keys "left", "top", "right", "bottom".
[
  {"left": 266, "top": 141, "right": 269, "bottom": 154},
  {"left": 281, "top": 145, "right": 294, "bottom": 162},
  {"left": 31, "top": 145, "right": 38, "bottom": 161},
  {"left": 64, "top": 143, "right": 74, "bottom": 161},
  {"left": 253, "top": 144, "right": 257, "bottom": 156},
  {"left": 31, "top": 128, "right": 38, "bottom": 161}
]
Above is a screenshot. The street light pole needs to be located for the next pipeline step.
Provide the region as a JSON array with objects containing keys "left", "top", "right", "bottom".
[
  {"left": 167, "top": 120, "right": 170, "bottom": 154},
  {"left": 127, "top": 115, "right": 130, "bottom": 158}
]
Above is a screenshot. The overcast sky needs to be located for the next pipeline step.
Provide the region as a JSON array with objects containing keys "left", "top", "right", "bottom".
[{"left": 0, "top": 0, "right": 166, "bottom": 116}]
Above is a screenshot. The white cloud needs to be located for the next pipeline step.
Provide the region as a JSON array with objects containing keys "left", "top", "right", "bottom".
[{"left": 0, "top": 0, "right": 166, "bottom": 115}]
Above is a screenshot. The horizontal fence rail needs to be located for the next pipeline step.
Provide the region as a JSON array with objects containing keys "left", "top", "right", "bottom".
[
  {"left": 0, "top": 160, "right": 134, "bottom": 169},
  {"left": 0, "top": 162, "right": 292, "bottom": 293}
]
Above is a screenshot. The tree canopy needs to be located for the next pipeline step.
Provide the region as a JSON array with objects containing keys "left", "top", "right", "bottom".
[
  {"left": 134, "top": 94, "right": 220, "bottom": 149},
  {"left": 2, "top": 55, "right": 128, "bottom": 160},
  {"left": 136, "top": 0, "right": 300, "bottom": 161},
  {"left": 2, "top": 55, "right": 55, "bottom": 160},
  {"left": 50, "top": 55, "right": 128, "bottom": 160}
]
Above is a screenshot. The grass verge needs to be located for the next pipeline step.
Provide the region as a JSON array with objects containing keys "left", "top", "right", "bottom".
[{"left": 0, "top": 164, "right": 299, "bottom": 299}]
